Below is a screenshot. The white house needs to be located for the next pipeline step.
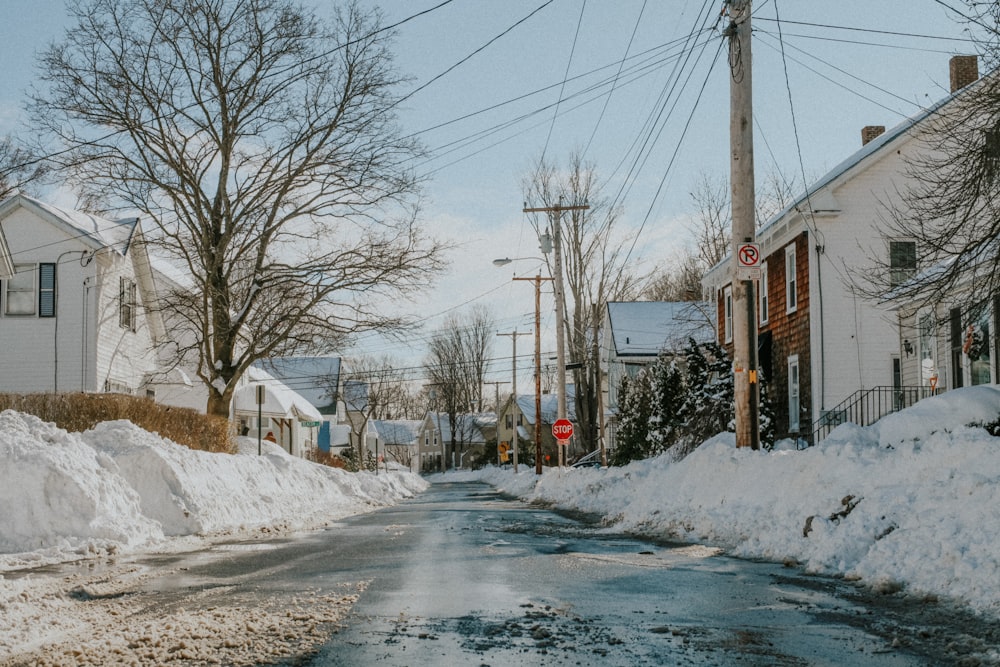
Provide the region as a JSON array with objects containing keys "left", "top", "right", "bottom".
[
  {"left": 232, "top": 365, "right": 323, "bottom": 458},
  {"left": 418, "top": 411, "right": 496, "bottom": 472},
  {"left": 701, "top": 56, "right": 982, "bottom": 444},
  {"left": 0, "top": 193, "right": 162, "bottom": 395},
  {"left": 601, "top": 301, "right": 715, "bottom": 427},
  {"left": 253, "top": 356, "right": 351, "bottom": 455},
  {"left": 365, "top": 418, "right": 423, "bottom": 472}
]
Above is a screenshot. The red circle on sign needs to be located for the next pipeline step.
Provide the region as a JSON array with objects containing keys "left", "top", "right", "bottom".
[
  {"left": 552, "top": 418, "right": 574, "bottom": 439},
  {"left": 738, "top": 244, "right": 759, "bottom": 266}
]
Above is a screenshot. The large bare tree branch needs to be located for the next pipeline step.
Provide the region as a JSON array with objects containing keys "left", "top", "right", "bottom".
[{"left": 30, "top": 0, "right": 444, "bottom": 416}]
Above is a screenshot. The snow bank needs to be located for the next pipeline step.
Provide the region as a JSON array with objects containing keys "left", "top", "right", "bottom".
[{"left": 0, "top": 411, "right": 427, "bottom": 568}]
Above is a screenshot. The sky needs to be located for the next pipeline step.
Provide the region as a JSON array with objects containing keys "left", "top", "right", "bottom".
[
  {"left": 1, "top": 385, "right": 999, "bottom": 661},
  {"left": 0, "top": 0, "right": 982, "bottom": 391}
]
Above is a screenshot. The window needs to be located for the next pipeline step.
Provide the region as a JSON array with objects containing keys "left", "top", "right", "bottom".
[
  {"left": 39, "top": 263, "right": 55, "bottom": 317},
  {"left": 785, "top": 245, "right": 797, "bottom": 313},
  {"left": 119, "top": 276, "right": 137, "bottom": 331},
  {"left": 889, "top": 241, "right": 916, "bottom": 288},
  {"left": 787, "top": 355, "right": 800, "bottom": 432},
  {"left": 505, "top": 414, "right": 513, "bottom": 429},
  {"left": 5, "top": 264, "right": 35, "bottom": 315},
  {"left": 758, "top": 261, "right": 769, "bottom": 325},
  {"left": 723, "top": 285, "right": 733, "bottom": 343}
]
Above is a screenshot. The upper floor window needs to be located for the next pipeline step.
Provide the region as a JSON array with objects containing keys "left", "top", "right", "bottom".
[
  {"left": 5, "top": 264, "right": 35, "bottom": 316},
  {"left": 889, "top": 240, "right": 916, "bottom": 288},
  {"left": 119, "top": 276, "right": 137, "bottom": 331},
  {"left": 758, "top": 261, "right": 769, "bottom": 325},
  {"left": 723, "top": 285, "right": 733, "bottom": 343},
  {"left": 785, "top": 245, "right": 797, "bottom": 313}
]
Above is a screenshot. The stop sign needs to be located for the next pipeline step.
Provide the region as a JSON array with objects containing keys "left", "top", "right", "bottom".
[{"left": 552, "top": 418, "right": 574, "bottom": 440}]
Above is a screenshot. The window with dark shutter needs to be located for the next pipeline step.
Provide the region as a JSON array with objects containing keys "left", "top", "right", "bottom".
[{"left": 38, "top": 263, "right": 56, "bottom": 317}]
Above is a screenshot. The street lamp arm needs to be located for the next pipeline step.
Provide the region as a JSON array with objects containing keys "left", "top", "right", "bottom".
[{"left": 492, "top": 256, "right": 545, "bottom": 267}]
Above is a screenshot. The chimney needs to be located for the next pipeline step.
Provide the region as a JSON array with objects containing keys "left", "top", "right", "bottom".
[
  {"left": 950, "top": 55, "right": 979, "bottom": 93},
  {"left": 861, "top": 125, "right": 885, "bottom": 146}
]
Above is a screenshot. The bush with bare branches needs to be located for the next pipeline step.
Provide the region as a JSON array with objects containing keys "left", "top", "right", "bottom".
[{"left": 0, "top": 393, "right": 235, "bottom": 453}]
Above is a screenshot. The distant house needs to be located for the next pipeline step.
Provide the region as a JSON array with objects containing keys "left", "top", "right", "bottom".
[
  {"left": 601, "top": 301, "right": 715, "bottom": 430},
  {"left": 365, "top": 419, "right": 423, "bottom": 472},
  {"left": 231, "top": 365, "right": 323, "bottom": 458},
  {"left": 496, "top": 391, "right": 575, "bottom": 468},
  {"left": 253, "top": 357, "right": 348, "bottom": 454},
  {"left": 418, "top": 411, "right": 496, "bottom": 472},
  {"left": 0, "top": 193, "right": 163, "bottom": 396},
  {"left": 702, "top": 56, "right": 983, "bottom": 444}
]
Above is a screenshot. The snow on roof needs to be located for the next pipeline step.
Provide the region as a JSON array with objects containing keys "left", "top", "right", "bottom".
[
  {"left": 426, "top": 412, "right": 495, "bottom": 443},
  {"left": 1, "top": 193, "right": 138, "bottom": 255},
  {"left": 253, "top": 357, "right": 342, "bottom": 413},
  {"left": 233, "top": 366, "right": 322, "bottom": 421},
  {"left": 606, "top": 301, "right": 715, "bottom": 357},
  {"left": 514, "top": 390, "right": 575, "bottom": 424},
  {"left": 370, "top": 419, "right": 422, "bottom": 445}
]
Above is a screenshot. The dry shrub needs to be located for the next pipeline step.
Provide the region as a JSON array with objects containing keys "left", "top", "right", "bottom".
[
  {"left": 307, "top": 448, "right": 349, "bottom": 469},
  {"left": 0, "top": 393, "right": 236, "bottom": 454}
]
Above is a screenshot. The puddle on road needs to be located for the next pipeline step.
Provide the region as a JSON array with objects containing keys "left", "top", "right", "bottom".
[{"left": 560, "top": 544, "right": 723, "bottom": 568}]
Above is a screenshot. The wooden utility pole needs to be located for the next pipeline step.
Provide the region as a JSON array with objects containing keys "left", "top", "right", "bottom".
[
  {"left": 513, "top": 274, "right": 553, "bottom": 474},
  {"left": 523, "top": 200, "right": 589, "bottom": 467},
  {"left": 497, "top": 330, "right": 529, "bottom": 473},
  {"left": 727, "top": 0, "right": 760, "bottom": 449},
  {"left": 484, "top": 379, "right": 509, "bottom": 466}
]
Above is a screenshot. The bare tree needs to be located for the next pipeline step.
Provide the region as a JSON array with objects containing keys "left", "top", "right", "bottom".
[
  {"left": 644, "top": 170, "right": 799, "bottom": 302},
  {"left": 642, "top": 250, "right": 704, "bottom": 301},
  {"left": 341, "top": 354, "right": 412, "bottom": 462},
  {"left": 30, "top": 0, "right": 443, "bottom": 417},
  {"left": 0, "top": 135, "right": 47, "bottom": 200},
  {"left": 523, "top": 152, "right": 642, "bottom": 455},
  {"left": 424, "top": 305, "right": 495, "bottom": 469}
]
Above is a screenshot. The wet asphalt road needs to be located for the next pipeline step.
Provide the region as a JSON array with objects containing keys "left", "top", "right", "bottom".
[
  {"left": 114, "top": 480, "right": 999, "bottom": 666},
  {"left": 279, "top": 481, "right": 980, "bottom": 667}
]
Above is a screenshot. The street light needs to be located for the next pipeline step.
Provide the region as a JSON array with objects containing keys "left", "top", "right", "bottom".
[{"left": 494, "top": 256, "right": 552, "bottom": 475}]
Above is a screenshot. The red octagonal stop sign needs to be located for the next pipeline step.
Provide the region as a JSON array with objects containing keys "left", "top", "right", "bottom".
[{"left": 552, "top": 418, "right": 574, "bottom": 440}]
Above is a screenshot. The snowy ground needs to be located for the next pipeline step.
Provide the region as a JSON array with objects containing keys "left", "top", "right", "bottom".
[
  {"left": 0, "top": 411, "right": 427, "bottom": 665},
  {"left": 1, "top": 385, "right": 999, "bottom": 664}
]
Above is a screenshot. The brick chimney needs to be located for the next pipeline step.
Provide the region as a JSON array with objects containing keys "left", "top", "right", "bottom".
[
  {"left": 950, "top": 55, "right": 979, "bottom": 93},
  {"left": 861, "top": 125, "right": 885, "bottom": 146}
]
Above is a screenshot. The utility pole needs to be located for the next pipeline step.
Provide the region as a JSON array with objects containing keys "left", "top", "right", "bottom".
[
  {"left": 513, "top": 274, "right": 553, "bottom": 474},
  {"left": 523, "top": 199, "right": 589, "bottom": 467},
  {"left": 484, "top": 379, "right": 509, "bottom": 466},
  {"left": 726, "top": 0, "right": 760, "bottom": 449},
  {"left": 497, "top": 330, "right": 529, "bottom": 473}
]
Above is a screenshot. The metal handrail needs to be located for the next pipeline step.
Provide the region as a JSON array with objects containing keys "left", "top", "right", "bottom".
[{"left": 810, "top": 385, "right": 940, "bottom": 445}]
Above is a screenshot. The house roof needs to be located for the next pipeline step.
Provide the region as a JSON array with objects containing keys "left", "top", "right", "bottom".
[
  {"left": 606, "top": 301, "right": 715, "bottom": 357},
  {"left": 252, "top": 357, "right": 342, "bottom": 414},
  {"left": 0, "top": 193, "right": 138, "bottom": 256},
  {"left": 514, "top": 389, "right": 576, "bottom": 425},
  {"left": 707, "top": 70, "right": 985, "bottom": 279},
  {"left": 425, "top": 411, "right": 495, "bottom": 444},
  {"left": 370, "top": 419, "right": 422, "bottom": 446},
  {"left": 232, "top": 366, "right": 323, "bottom": 421}
]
